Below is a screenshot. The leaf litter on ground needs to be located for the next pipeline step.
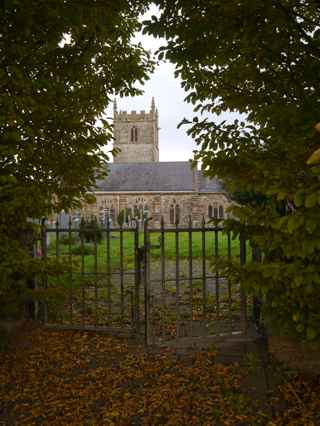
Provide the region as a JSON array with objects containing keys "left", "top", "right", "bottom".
[{"left": 0, "top": 323, "right": 319, "bottom": 425}]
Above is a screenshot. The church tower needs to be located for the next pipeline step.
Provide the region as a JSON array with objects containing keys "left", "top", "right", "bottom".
[{"left": 113, "top": 98, "right": 159, "bottom": 163}]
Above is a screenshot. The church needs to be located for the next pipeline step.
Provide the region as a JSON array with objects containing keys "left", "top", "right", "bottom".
[{"left": 81, "top": 99, "right": 232, "bottom": 227}]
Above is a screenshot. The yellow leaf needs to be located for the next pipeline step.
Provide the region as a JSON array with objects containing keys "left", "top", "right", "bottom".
[{"left": 307, "top": 147, "right": 320, "bottom": 165}]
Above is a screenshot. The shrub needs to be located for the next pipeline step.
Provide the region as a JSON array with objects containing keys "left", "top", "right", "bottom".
[
  {"left": 59, "top": 234, "right": 78, "bottom": 245},
  {"left": 71, "top": 243, "right": 94, "bottom": 256},
  {"left": 79, "top": 218, "right": 102, "bottom": 243}
]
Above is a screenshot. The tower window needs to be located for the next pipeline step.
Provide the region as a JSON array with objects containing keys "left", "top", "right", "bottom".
[{"left": 131, "top": 126, "right": 138, "bottom": 142}]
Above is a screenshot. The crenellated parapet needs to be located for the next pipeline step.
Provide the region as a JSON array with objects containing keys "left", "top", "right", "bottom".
[
  {"left": 113, "top": 98, "right": 159, "bottom": 163},
  {"left": 115, "top": 109, "right": 157, "bottom": 121}
]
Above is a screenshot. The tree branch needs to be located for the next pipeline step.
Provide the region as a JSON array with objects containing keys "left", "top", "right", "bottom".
[{"left": 275, "top": 1, "right": 320, "bottom": 57}]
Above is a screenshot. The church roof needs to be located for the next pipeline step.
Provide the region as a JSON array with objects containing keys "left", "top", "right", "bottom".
[{"left": 95, "top": 162, "right": 225, "bottom": 193}]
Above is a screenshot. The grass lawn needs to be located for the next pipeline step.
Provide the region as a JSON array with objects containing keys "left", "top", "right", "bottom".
[
  {"left": 44, "top": 231, "right": 250, "bottom": 329},
  {"left": 47, "top": 230, "right": 250, "bottom": 273}
]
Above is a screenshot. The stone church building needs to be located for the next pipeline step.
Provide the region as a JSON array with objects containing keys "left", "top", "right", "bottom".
[{"left": 81, "top": 99, "right": 232, "bottom": 227}]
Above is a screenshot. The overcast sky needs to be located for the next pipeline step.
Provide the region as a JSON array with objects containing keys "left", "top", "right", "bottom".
[
  {"left": 105, "top": 6, "right": 240, "bottom": 163},
  {"left": 110, "top": 62, "right": 197, "bottom": 162}
]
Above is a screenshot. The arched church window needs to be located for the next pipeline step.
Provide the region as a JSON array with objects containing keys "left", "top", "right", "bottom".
[
  {"left": 219, "top": 205, "right": 224, "bottom": 219},
  {"left": 175, "top": 204, "right": 180, "bottom": 225},
  {"left": 169, "top": 204, "right": 180, "bottom": 225},
  {"left": 169, "top": 205, "right": 175, "bottom": 225},
  {"left": 130, "top": 126, "right": 138, "bottom": 142},
  {"left": 208, "top": 205, "right": 213, "bottom": 218},
  {"left": 213, "top": 207, "right": 218, "bottom": 219},
  {"left": 138, "top": 204, "right": 144, "bottom": 219}
]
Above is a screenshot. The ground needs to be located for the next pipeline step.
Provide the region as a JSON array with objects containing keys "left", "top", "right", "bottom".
[{"left": 0, "top": 323, "right": 319, "bottom": 425}]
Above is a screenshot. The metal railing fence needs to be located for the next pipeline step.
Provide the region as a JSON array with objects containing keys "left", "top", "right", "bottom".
[{"left": 34, "top": 216, "right": 258, "bottom": 345}]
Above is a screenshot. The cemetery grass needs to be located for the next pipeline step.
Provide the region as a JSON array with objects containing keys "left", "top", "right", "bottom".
[{"left": 48, "top": 231, "right": 247, "bottom": 273}]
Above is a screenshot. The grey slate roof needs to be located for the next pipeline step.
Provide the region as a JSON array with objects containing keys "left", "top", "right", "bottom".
[{"left": 95, "top": 162, "right": 225, "bottom": 193}]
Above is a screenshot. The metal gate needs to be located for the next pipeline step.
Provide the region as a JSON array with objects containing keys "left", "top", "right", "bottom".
[
  {"left": 142, "top": 219, "right": 248, "bottom": 345},
  {"left": 37, "top": 217, "right": 249, "bottom": 345}
]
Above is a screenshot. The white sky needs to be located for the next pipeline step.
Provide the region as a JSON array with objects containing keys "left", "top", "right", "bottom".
[
  {"left": 105, "top": 8, "right": 197, "bottom": 162},
  {"left": 109, "top": 61, "right": 198, "bottom": 162},
  {"left": 105, "top": 5, "right": 240, "bottom": 163}
]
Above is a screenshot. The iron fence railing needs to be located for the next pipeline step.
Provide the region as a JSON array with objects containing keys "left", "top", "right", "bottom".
[{"left": 34, "top": 216, "right": 259, "bottom": 345}]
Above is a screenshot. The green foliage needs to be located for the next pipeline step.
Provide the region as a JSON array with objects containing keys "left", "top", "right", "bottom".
[
  {"left": 59, "top": 234, "right": 78, "bottom": 246},
  {"left": 79, "top": 218, "right": 102, "bottom": 243},
  {"left": 117, "top": 209, "right": 126, "bottom": 227},
  {"left": 0, "top": 0, "right": 153, "bottom": 312},
  {"left": 48, "top": 230, "right": 241, "bottom": 273},
  {"left": 231, "top": 191, "right": 268, "bottom": 207},
  {"left": 117, "top": 208, "right": 134, "bottom": 226},
  {"left": 145, "top": 1, "right": 320, "bottom": 341},
  {"left": 71, "top": 243, "right": 94, "bottom": 256}
]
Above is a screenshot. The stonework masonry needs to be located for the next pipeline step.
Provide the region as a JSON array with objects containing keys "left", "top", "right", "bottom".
[
  {"left": 113, "top": 98, "right": 159, "bottom": 163},
  {"left": 82, "top": 192, "right": 231, "bottom": 228},
  {"left": 77, "top": 99, "right": 233, "bottom": 227}
]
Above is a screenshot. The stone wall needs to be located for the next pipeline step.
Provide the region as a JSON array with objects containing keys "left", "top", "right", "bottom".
[
  {"left": 80, "top": 192, "right": 232, "bottom": 228},
  {"left": 114, "top": 144, "right": 159, "bottom": 163},
  {"left": 113, "top": 107, "right": 159, "bottom": 163}
]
